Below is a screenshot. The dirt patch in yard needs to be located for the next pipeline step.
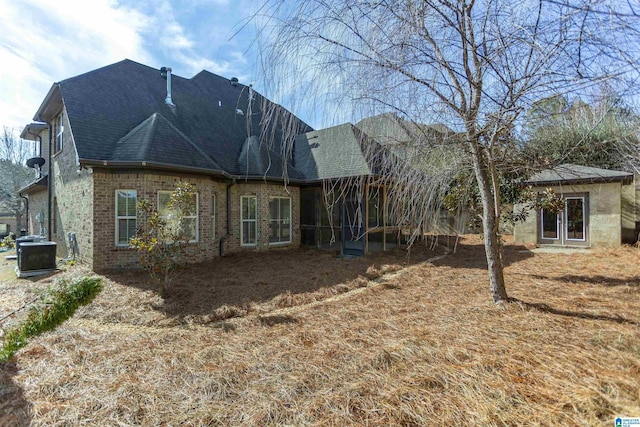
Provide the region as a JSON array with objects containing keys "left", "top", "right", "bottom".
[{"left": 2, "top": 236, "right": 639, "bottom": 426}]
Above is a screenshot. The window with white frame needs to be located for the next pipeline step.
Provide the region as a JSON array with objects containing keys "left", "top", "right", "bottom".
[
  {"left": 115, "top": 190, "right": 137, "bottom": 246},
  {"left": 241, "top": 195, "right": 257, "bottom": 246},
  {"left": 55, "top": 113, "right": 64, "bottom": 153},
  {"left": 158, "top": 190, "right": 199, "bottom": 242},
  {"left": 269, "top": 196, "right": 291, "bottom": 244},
  {"left": 211, "top": 194, "right": 216, "bottom": 241}
]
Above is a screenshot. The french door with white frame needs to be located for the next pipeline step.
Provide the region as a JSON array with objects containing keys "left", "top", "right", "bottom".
[{"left": 539, "top": 193, "right": 588, "bottom": 246}]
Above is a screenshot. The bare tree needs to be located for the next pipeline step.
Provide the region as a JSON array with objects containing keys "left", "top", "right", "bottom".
[
  {"left": 256, "top": 0, "right": 640, "bottom": 302},
  {"left": 1, "top": 126, "right": 34, "bottom": 166},
  {"left": 0, "top": 127, "right": 36, "bottom": 231}
]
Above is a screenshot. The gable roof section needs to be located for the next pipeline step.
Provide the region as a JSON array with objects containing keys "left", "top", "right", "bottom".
[
  {"left": 356, "top": 113, "right": 454, "bottom": 145},
  {"left": 526, "top": 164, "right": 634, "bottom": 185},
  {"left": 237, "top": 136, "right": 306, "bottom": 181},
  {"left": 355, "top": 113, "right": 457, "bottom": 163},
  {"left": 294, "top": 123, "right": 372, "bottom": 181},
  {"left": 112, "top": 113, "right": 224, "bottom": 172},
  {"left": 53, "top": 59, "right": 311, "bottom": 179}
]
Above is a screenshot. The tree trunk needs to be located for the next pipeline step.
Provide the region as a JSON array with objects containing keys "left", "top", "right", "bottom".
[{"left": 469, "top": 139, "right": 508, "bottom": 303}]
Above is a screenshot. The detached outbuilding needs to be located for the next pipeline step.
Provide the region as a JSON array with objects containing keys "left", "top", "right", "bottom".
[{"left": 514, "top": 164, "right": 637, "bottom": 247}]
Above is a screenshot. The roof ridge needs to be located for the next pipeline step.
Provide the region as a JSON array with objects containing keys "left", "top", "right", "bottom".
[
  {"left": 141, "top": 113, "right": 158, "bottom": 160},
  {"left": 113, "top": 114, "right": 156, "bottom": 160},
  {"left": 59, "top": 59, "right": 137, "bottom": 84},
  {"left": 152, "top": 113, "right": 224, "bottom": 171}
]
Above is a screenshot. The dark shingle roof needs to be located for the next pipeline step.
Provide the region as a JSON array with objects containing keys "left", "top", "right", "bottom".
[
  {"left": 112, "top": 113, "right": 223, "bottom": 171},
  {"left": 57, "top": 59, "right": 311, "bottom": 179},
  {"left": 237, "top": 136, "right": 306, "bottom": 181},
  {"left": 294, "top": 123, "right": 372, "bottom": 181},
  {"left": 526, "top": 164, "right": 634, "bottom": 185}
]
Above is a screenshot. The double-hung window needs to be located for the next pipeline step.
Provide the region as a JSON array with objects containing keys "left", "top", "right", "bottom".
[
  {"left": 55, "top": 113, "right": 64, "bottom": 153},
  {"left": 158, "top": 191, "right": 199, "bottom": 242},
  {"left": 269, "top": 197, "right": 291, "bottom": 244},
  {"left": 115, "top": 190, "right": 137, "bottom": 246},
  {"left": 241, "top": 195, "right": 257, "bottom": 246}
]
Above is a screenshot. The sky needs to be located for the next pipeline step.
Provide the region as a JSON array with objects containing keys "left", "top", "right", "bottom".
[{"left": 0, "top": 0, "right": 266, "bottom": 131}]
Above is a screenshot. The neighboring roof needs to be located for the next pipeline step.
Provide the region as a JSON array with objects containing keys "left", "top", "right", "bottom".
[
  {"left": 294, "top": 123, "right": 372, "bottom": 181},
  {"left": 40, "top": 59, "right": 311, "bottom": 180},
  {"left": 526, "top": 164, "right": 634, "bottom": 185},
  {"left": 18, "top": 175, "right": 48, "bottom": 195}
]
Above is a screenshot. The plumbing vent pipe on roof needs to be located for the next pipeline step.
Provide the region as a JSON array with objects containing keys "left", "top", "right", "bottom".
[{"left": 160, "top": 67, "right": 175, "bottom": 106}]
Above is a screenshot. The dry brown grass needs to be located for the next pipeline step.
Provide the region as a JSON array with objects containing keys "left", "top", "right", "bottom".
[{"left": 1, "top": 237, "right": 639, "bottom": 426}]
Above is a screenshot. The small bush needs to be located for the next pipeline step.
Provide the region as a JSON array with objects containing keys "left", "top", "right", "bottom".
[
  {"left": 0, "top": 276, "right": 103, "bottom": 363},
  {"left": 130, "top": 182, "right": 196, "bottom": 296},
  {"left": 0, "top": 233, "right": 15, "bottom": 249}
]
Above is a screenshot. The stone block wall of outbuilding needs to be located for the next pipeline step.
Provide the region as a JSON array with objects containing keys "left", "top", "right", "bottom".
[{"left": 514, "top": 182, "right": 626, "bottom": 247}]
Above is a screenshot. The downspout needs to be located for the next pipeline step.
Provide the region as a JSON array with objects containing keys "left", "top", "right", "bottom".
[
  {"left": 47, "top": 123, "right": 53, "bottom": 241},
  {"left": 20, "top": 194, "right": 28, "bottom": 235},
  {"left": 219, "top": 179, "right": 235, "bottom": 256},
  {"left": 23, "top": 130, "right": 42, "bottom": 235}
]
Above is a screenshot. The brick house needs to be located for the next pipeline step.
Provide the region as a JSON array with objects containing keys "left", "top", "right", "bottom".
[{"left": 19, "top": 59, "right": 421, "bottom": 270}]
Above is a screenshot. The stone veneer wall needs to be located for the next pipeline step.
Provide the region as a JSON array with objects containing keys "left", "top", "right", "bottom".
[
  {"left": 91, "top": 173, "right": 300, "bottom": 270},
  {"left": 50, "top": 107, "right": 94, "bottom": 263}
]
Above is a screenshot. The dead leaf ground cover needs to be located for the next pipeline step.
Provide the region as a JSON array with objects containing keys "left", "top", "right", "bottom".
[{"left": 1, "top": 236, "right": 639, "bottom": 426}]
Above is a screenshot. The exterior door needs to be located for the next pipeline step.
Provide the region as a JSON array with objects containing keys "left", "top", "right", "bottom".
[
  {"left": 343, "top": 198, "right": 365, "bottom": 256},
  {"left": 540, "top": 206, "right": 562, "bottom": 245},
  {"left": 539, "top": 193, "right": 588, "bottom": 246},
  {"left": 564, "top": 196, "right": 587, "bottom": 245}
]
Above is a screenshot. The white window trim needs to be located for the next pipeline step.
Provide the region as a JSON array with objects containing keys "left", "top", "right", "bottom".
[
  {"left": 564, "top": 196, "right": 587, "bottom": 242},
  {"left": 211, "top": 194, "right": 216, "bottom": 241},
  {"left": 115, "top": 189, "right": 137, "bottom": 247},
  {"left": 540, "top": 208, "right": 559, "bottom": 241},
  {"left": 157, "top": 190, "right": 199, "bottom": 243},
  {"left": 269, "top": 196, "right": 292, "bottom": 245},
  {"left": 241, "top": 195, "right": 258, "bottom": 247},
  {"left": 55, "top": 113, "right": 64, "bottom": 154}
]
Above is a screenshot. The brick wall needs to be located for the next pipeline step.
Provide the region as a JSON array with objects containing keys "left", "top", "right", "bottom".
[
  {"left": 226, "top": 182, "right": 301, "bottom": 253},
  {"left": 91, "top": 173, "right": 301, "bottom": 270},
  {"left": 91, "top": 172, "right": 228, "bottom": 270}
]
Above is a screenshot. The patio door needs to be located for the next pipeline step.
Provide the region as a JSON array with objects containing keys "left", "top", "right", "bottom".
[
  {"left": 343, "top": 198, "right": 365, "bottom": 256},
  {"left": 539, "top": 194, "right": 588, "bottom": 246}
]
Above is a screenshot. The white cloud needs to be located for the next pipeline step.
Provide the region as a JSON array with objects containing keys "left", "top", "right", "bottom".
[
  {"left": 0, "top": 0, "right": 152, "bottom": 128},
  {"left": 0, "top": 0, "right": 260, "bottom": 129}
]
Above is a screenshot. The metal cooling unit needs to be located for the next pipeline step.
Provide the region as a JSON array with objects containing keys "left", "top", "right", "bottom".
[{"left": 16, "top": 241, "right": 57, "bottom": 278}]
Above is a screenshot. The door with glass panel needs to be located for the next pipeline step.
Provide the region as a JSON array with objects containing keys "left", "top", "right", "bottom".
[
  {"left": 343, "top": 198, "right": 365, "bottom": 256},
  {"left": 539, "top": 193, "right": 588, "bottom": 246}
]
